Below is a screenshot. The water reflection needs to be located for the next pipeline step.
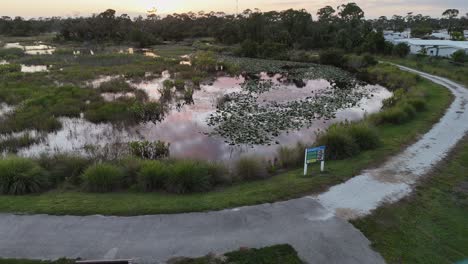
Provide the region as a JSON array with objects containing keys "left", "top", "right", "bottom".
[
  {"left": 21, "top": 65, "right": 49, "bottom": 73},
  {"left": 4, "top": 42, "right": 55, "bottom": 55},
  {"left": 14, "top": 74, "right": 391, "bottom": 161}
]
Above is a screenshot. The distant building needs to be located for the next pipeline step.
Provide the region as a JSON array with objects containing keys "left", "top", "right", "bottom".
[
  {"left": 383, "top": 30, "right": 411, "bottom": 43},
  {"left": 394, "top": 39, "right": 468, "bottom": 57},
  {"left": 431, "top": 30, "right": 451, "bottom": 40}
]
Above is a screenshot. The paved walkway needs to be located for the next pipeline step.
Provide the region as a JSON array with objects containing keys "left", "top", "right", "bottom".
[{"left": 0, "top": 66, "right": 467, "bottom": 264}]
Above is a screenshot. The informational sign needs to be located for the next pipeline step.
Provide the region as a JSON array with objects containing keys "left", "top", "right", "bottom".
[{"left": 304, "top": 146, "right": 326, "bottom": 175}]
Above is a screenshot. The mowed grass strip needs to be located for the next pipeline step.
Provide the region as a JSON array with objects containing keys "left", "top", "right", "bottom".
[
  {"left": 0, "top": 67, "right": 453, "bottom": 216},
  {"left": 353, "top": 137, "right": 468, "bottom": 264}
]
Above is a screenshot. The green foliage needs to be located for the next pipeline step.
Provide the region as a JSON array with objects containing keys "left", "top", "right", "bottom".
[
  {"left": 407, "top": 98, "right": 427, "bottom": 111},
  {"left": 319, "top": 49, "right": 346, "bottom": 67},
  {"left": 0, "top": 157, "right": 49, "bottom": 195},
  {"left": 0, "top": 64, "right": 21, "bottom": 74},
  {"left": 374, "top": 107, "right": 411, "bottom": 125},
  {"left": 367, "top": 64, "right": 417, "bottom": 91},
  {"left": 392, "top": 43, "right": 410, "bottom": 58},
  {"left": 0, "top": 133, "right": 42, "bottom": 154},
  {"left": 97, "top": 78, "right": 134, "bottom": 93},
  {"left": 174, "top": 79, "right": 185, "bottom": 90},
  {"left": 38, "top": 154, "right": 91, "bottom": 186},
  {"left": 0, "top": 48, "right": 24, "bottom": 59},
  {"left": 85, "top": 100, "right": 135, "bottom": 123},
  {"left": 346, "top": 122, "right": 381, "bottom": 151},
  {"left": 383, "top": 88, "right": 405, "bottom": 108},
  {"left": 165, "top": 160, "right": 213, "bottom": 194},
  {"left": 131, "top": 102, "right": 165, "bottom": 123},
  {"left": 451, "top": 50, "right": 468, "bottom": 63},
  {"left": 235, "top": 157, "right": 269, "bottom": 181},
  {"left": 81, "top": 163, "right": 125, "bottom": 192},
  {"left": 225, "top": 244, "right": 303, "bottom": 264},
  {"left": 129, "top": 140, "right": 170, "bottom": 160},
  {"left": 316, "top": 124, "right": 360, "bottom": 160},
  {"left": 277, "top": 143, "right": 305, "bottom": 169},
  {"left": 192, "top": 51, "right": 217, "bottom": 71},
  {"left": 137, "top": 161, "right": 169, "bottom": 191}
]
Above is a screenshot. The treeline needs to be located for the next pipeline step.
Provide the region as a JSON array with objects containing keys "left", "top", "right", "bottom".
[{"left": 1, "top": 4, "right": 468, "bottom": 52}]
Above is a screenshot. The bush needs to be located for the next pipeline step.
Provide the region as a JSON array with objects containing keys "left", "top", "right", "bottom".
[
  {"left": 117, "top": 157, "right": 144, "bottom": 187},
  {"left": 0, "top": 48, "right": 24, "bottom": 59},
  {"left": 393, "top": 43, "right": 410, "bottom": 58},
  {"left": 347, "top": 123, "right": 381, "bottom": 151},
  {"left": 0, "top": 157, "right": 49, "bottom": 195},
  {"left": 451, "top": 50, "right": 468, "bottom": 63},
  {"left": 131, "top": 102, "right": 165, "bottom": 123},
  {"left": 165, "top": 160, "right": 213, "bottom": 193},
  {"left": 129, "top": 140, "right": 170, "bottom": 160},
  {"left": 81, "top": 163, "right": 125, "bottom": 192},
  {"left": 98, "top": 78, "right": 134, "bottom": 93},
  {"left": 316, "top": 125, "right": 360, "bottom": 160},
  {"left": 407, "top": 98, "right": 427, "bottom": 111},
  {"left": 137, "top": 161, "right": 169, "bottom": 191},
  {"left": 375, "top": 107, "right": 410, "bottom": 125},
  {"left": 38, "top": 154, "right": 91, "bottom": 186},
  {"left": 0, "top": 64, "right": 21, "bottom": 74},
  {"left": 235, "top": 157, "right": 269, "bottom": 181},
  {"left": 174, "top": 79, "right": 185, "bottom": 91},
  {"left": 319, "top": 49, "right": 346, "bottom": 67},
  {"left": 206, "top": 162, "right": 230, "bottom": 185},
  {"left": 277, "top": 143, "right": 305, "bottom": 169}
]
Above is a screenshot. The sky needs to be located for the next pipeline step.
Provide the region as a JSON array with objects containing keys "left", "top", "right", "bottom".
[{"left": 1, "top": 0, "right": 467, "bottom": 19}]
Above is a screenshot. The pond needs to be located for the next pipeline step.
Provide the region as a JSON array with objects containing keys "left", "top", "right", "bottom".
[
  {"left": 8, "top": 69, "right": 392, "bottom": 162},
  {"left": 4, "top": 42, "right": 56, "bottom": 55}
]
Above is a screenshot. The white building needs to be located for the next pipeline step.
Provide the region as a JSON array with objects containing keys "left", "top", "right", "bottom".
[
  {"left": 394, "top": 39, "right": 468, "bottom": 57},
  {"left": 383, "top": 30, "right": 411, "bottom": 43},
  {"left": 431, "top": 30, "right": 451, "bottom": 40}
]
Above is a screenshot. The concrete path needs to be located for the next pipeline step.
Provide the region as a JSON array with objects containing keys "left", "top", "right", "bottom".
[{"left": 0, "top": 65, "right": 467, "bottom": 264}]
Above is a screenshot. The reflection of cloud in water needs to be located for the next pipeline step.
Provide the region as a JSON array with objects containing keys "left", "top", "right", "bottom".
[
  {"left": 15, "top": 74, "right": 392, "bottom": 161},
  {"left": 21, "top": 65, "right": 49, "bottom": 73}
]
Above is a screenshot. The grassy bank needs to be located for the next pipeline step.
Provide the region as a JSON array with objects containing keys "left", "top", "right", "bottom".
[
  {"left": 353, "top": 137, "right": 468, "bottom": 264},
  {"left": 382, "top": 55, "right": 468, "bottom": 87},
  {"left": 173, "top": 244, "right": 303, "bottom": 264},
  {"left": 0, "top": 64, "right": 453, "bottom": 215}
]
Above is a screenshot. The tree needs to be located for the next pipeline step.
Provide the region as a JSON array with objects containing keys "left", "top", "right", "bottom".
[
  {"left": 451, "top": 50, "right": 467, "bottom": 63},
  {"left": 317, "top": 6, "right": 335, "bottom": 22},
  {"left": 338, "top": 3, "right": 364, "bottom": 23},
  {"left": 393, "top": 43, "right": 410, "bottom": 57}
]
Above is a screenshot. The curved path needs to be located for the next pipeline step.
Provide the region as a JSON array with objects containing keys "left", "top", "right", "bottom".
[{"left": 1, "top": 66, "right": 467, "bottom": 264}]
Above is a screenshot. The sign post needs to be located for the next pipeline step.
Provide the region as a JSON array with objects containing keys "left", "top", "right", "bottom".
[{"left": 304, "top": 146, "right": 326, "bottom": 176}]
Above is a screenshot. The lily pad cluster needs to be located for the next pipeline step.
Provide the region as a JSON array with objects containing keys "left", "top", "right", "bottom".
[{"left": 207, "top": 60, "right": 373, "bottom": 146}]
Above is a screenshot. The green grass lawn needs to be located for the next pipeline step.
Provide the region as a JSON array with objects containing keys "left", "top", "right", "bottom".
[
  {"left": 173, "top": 244, "right": 303, "bottom": 264},
  {"left": 0, "top": 244, "right": 302, "bottom": 264},
  {"left": 382, "top": 55, "right": 468, "bottom": 87},
  {"left": 353, "top": 137, "right": 468, "bottom": 264},
  {"left": 0, "top": 71, "right": 453, "bottom": 216}
]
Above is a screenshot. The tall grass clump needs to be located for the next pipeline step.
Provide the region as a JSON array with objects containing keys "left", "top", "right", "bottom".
[
  {"left": 0, "top": 157, "right": 49, "bottom": 195},
  {"left": 165, "top": 160, "right": 213, "bottom": 194},
  {"left": 316, "top": 125, "right": 360, "bottom": 160},
  {"left": 98, "top": 78, "right": 134, "bottom": 93},
  {"left": 346, "top": 122, "right": 381, "bottom": 151},
  {"left": 38, "top": 154, "right": 91, "bottom": 186},
  {"left": 81, "top": 163, "right": 125, "bottom": 192},
  {"left": 137, "top": 161, "right": 170, "bottom": 191},
  {"left": 235, "top": 157, "right": 269, "bottom": 181},
  {"left": 277, "top": 142, "right": 305, "bottom": 169}
]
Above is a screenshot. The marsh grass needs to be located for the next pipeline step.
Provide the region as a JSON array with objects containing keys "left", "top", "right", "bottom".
[{"left": 0, "top": 157, "right": 49, "bottom": 195}]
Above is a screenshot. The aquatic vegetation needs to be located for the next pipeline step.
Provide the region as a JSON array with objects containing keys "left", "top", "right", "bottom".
[
  {"left": 129, "top": 140, "right": 170, "bottom": 160},
  {"left": 0, "top": 64, "right": 21, "bottom": 74}
]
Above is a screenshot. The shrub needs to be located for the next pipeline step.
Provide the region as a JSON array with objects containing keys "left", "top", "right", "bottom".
[
  {"left": 235, "top": 157, "right": 269, "bottom": 181},
  {"left": 375, "top": 107, "right": 410, "bottom": 125},
  {"left": 131, "top": 102, "right": 165, "bottom": 123},
  {"left": 319, "top": 48, "right": 346, "bottom": 67},
  {"left": 165, "top": 160, "right": 212, "bottom": 193},
  {"left": 117, "top": 157, "right": 144, "bottom": 186},
  {"left": 393, "top": 43, "right": 410, "bottom": 58},
  {"left": 174, "top": 79, "right": 185, "bottom": 91},
  {"left": 277, "top": 143, "right": 305, "bottom": 169},
  {"left": 38, "top": 154, "right": 91, "bottom": 186},
  {"left": 0, "top": 157, "right": 49, "bottom": 195},
  {"left": 382, "top": 88, "right": 405, "bottom": 108},
  {"left": 347, "top": 123, "right": 381, "bottom": 151},
  {"left": 129, "top": 140, "right": 170, "bottom": 160},
  {"left": 451, "top": 50, "right": 467, "bottom": 63},
  {"left": 0, "top": 64, "right": 21, "bottom": 74},
  {"left": 402, "top": 103, "right": 417, "bottom": 119},
  {"left": 98, "top": 78, "right": 133, "bottom": 93},
  {"left": 184, "top": 88, "right": 194, "bottom": 104},
  {"left": 206, "top": 162, "right": 230, "bottom": 185},
  {"left": 316, "top": 125, "right": 360, "bottom": 160},
  {"left": 192, "top": 76, "right": 202, "bottom": 87},
  {"left": 81, "top": 163, "right": 125, "bottom": 192},
  {"left": 407, "top": 98, "right": 427, "bottom": 111},
  {"left": 137, "top": 161, "right": 169, "bottom": 191},
  {"left": 0, "top": 48, "right": 24, "bottom": 59}
]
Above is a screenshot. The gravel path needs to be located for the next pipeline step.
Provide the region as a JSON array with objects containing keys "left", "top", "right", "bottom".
[{"left": 0, "top": 65, "right": 466, "bottom": 264}]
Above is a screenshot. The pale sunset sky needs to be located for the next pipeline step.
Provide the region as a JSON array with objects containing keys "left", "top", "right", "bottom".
[{"left": 1, "top": 0, "right": 467, "bottom": 18}]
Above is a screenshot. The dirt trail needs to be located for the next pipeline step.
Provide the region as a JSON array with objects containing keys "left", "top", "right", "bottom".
[{"left": 0, "top": 65, "right": 466, "bottom": 263}]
